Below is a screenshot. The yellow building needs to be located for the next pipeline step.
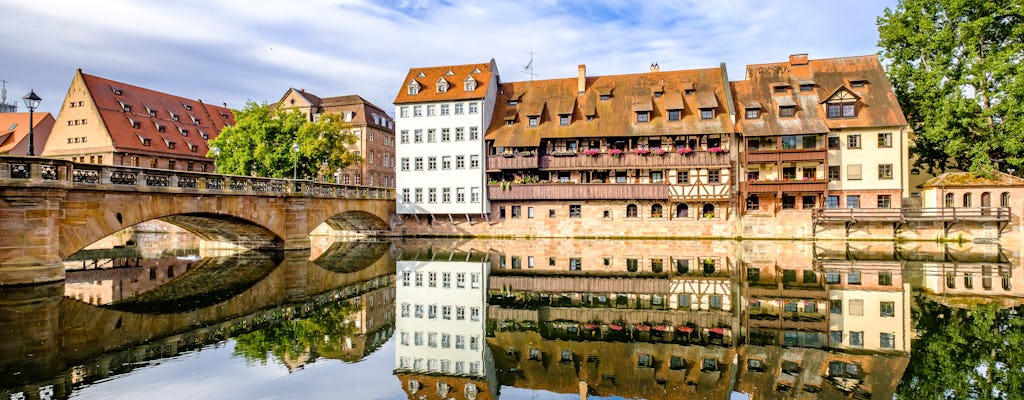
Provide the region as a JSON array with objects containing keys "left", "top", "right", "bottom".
[{"left": 42, "top": 69, "right": 235, "bottom": 172}]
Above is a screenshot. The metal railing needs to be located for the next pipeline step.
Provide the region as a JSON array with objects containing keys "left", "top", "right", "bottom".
[{"left": 0, "top": 156, "right": 395, "bottom": 200}]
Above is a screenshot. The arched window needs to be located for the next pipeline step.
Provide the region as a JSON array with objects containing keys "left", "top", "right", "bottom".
[
  {"left": 1001, "top": 192, "right": 1011, "bottom": 207},
  {"left": 676, "top": 203, "right": 689, "bottom": 217},
  {"left": 702, "top": 203, "right": 716, "bottom": 218},
  {"left": 963, "top": 193, "right": 973, "bottom": 207},
  {"left": 651, "top": 204, "right": 663, "bottom": 218},
  {"left": 602, "top": 210, "right": 611, "bottom": 218},
  {"left": 626, "top": 204, "right": 638, "bottom": 218},
  {"left": 981, "top": 192, "right": 991, "bottom": 208},
  {"left": 945, "top": 193, "right": 954, "bottom": 208}
]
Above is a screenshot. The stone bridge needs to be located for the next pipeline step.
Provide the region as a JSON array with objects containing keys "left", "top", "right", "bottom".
[{"left": 0, "top": 156, "right": 396, "bottom": 285}]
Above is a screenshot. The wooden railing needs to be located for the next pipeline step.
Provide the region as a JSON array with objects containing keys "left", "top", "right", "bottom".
[
  {"left": 0, "top": 156, "right": 395, "bottom": 200},
  {"left": 813, "top": 207, "right": 1012, "bottom": 222},
  {"left": 744, "top": 148, "right": 827, "bottom": 164},
  {"left": 743, "top": 180, "right": 828, "bottom": 194},
  {"left": 539, "top": 151, "right": 731, "bottom": 170},
  {"left": 487, "top": 183, "right": 669, "bottom": 200},
  {"left": 486, "top": 154, "right": 539, "bottom": 170}
]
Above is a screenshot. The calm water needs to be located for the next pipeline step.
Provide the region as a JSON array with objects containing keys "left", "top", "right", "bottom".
[{"left": 1, "top": 237, "right": 1021, "bottom": 400}]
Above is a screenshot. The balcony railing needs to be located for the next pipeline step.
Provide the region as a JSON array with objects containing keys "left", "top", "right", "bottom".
[
  {"left": 744, "top": 148, "right": 827, "bottom": 164},
  {"left": 813, "top": 207, "right": 1012, "bottom": 223},
  {"left": 514, "top": 151, "right": 732, "bottom": 170},
  {"left": 743, "top": 180, "right": 828, "bottom": 194},
  {"left": 487, "top": 183, "right": 668, "bottom": 200},
  {"left": 486, "top": 155, "right": 539, "bottom": 171}
]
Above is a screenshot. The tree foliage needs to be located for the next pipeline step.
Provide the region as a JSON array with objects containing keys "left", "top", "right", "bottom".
[
  {"left": 897, "top": 297, "right": 1024, "bottom": 399},
  {"left": 207, "top": 102, "right": 360, "bottom": 179},
  {"left": 878, "top": 0, "right": 1024, "bottom": 176},
  {"left": 232, "top": 301, "right": 360, "bottom": 367}
]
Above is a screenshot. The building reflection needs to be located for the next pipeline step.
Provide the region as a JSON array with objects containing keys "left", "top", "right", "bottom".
[
  {"left": 390, "top": 238, "right": 1023, "bottom": 400},
  {"left": 393, "top": 246, "right": 498, "bottom": 400}
]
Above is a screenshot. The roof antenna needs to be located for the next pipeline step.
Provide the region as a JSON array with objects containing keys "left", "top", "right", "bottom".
[
  {"left": 0, "top": 80, "right": 17, "bottom": 112},
  {"left": 523, "top": 52, "right": 537, "bottom": 81}
]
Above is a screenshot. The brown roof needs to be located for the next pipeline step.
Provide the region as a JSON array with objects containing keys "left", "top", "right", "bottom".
[
  {"left": 921, "top": 171, "right": 1024, "bottom": 188},
  {"left": 734, "top": 54, "right": 907, "bottom": 137},
  {"left": 274, "top": 89, "right": 394, "bottom": 131},
  {"left": 394, "top": 60, "right": 495, "bottom": 104},
  {"left": 0, "top": 112, "right": 55, "bottom": 153},
  {"left": 79, "top": 71, "right": 235, "bottom": 158},
  {"left": 486, "top": 66, "right": 735, "bottom": 148}
]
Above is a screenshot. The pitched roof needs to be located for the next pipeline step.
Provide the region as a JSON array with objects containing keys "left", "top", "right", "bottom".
[
  {"left": 734, "top": 54, "right": 907, "bottom": 136},
  {"left": 486, "top": 66, "right": 734, "bottom": 148},
  {"left": 921, "top": 171, "right": 1024, "bottom": 188},
  {"left": 79, "top": 71, "right": 235, "bottom": 158},
  {"left": 0, "top": 112, "right": 55, "bottom": 153},
  {"left": 394, "top": 60, "right": 495, "bottom": 104}
]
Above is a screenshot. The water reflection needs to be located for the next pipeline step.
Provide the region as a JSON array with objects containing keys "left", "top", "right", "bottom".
[{"left": 1, "top": 238, "right": 1021, "bottom": 399}]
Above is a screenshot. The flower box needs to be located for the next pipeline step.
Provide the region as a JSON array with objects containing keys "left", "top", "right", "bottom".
[
  {"left": 678, "top": 147, "right": 693, "bottom": 155},
  {"left": 634, "top": 148, "right": 651, "bottom": 156},
  {"left": 609, "top": 149, "right": 624, "bottom": 157},
  {"left": 651, "top": 148, "right": 666, "bottom": 156},
  {"left": 708, "top": 147, "right": 725, "bottom": 153},
  {"left": 583, "top": 149, "right": 600, "bottom": 157}
]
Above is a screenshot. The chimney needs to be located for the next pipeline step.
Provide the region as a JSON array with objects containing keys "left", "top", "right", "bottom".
[
  {"left": 577, "top": 64, "right": 586, "bottom": 94},
  {"left": 650, "top": 62, "right": 660, "bottom": 72},
  {"left": 789, "top": 54, "right": 809, "bottom": 66}
]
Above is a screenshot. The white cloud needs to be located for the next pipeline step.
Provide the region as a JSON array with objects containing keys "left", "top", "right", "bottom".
[{"left": 0, "top": 0, "right": 897, "bottom": 115}]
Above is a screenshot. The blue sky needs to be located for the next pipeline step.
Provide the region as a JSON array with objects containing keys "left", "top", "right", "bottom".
[{"left": 0, "top": 0, "right": 897, "bottom": 116}]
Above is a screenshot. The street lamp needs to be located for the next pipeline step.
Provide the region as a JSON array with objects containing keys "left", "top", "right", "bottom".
[
  {"left": 22, "top": 90, "right": 41, "bottom": 156},
  {"left": 291, "top": 142, "right": 300, "bottom": 180},
  {"left": 212, "top": 146, "right": 221, "bottom": 173}
]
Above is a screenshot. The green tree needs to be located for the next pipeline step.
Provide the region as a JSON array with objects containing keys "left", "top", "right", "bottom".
[
  {"left": 207, "top": 102, "right": 360, "bottom": 179},
  {"left": 877, "top": 0, "right": 1024, "bottom": 176}
]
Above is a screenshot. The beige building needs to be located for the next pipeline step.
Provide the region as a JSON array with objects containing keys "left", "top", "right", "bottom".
[
  {"left": 42, "top": 69, "right": 235, "bottom": 172},
  {"left": 275, "top": 88, "right": 395, "bottom": 187},
  {"left": 0, "top": 112, "right": 55, "bottom": 156}
]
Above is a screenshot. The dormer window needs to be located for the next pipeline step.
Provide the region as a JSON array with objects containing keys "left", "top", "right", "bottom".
[
  {"left": 772, "top": 83, "right": 790, "bottom": 94},
  {"left": 198, "top": 130, "right": 209, "bottom": 140},
  {"left": 118, "top": 100, "right": 131, "bottom": 112},
  {"left": 636, "top": 112, "right": 650, "bottom": 122},
  {"left": 128, "top": 117, "right": 141, "bottom": 129},
  {"left": 849, "top": 79, "right": 868, "bottom": 88},
  {"left": 464, "top": 76, "right": 477, "bottom": 91},
  {"left": 528, "top": 116, "right": 539, "bottom": 127},
  {"left": 183, "top": 103, "right": 193, "bottom": 111},
  {"left": 164, "top": 138, "right": 176, "bottom": 149},
  {"left": 560, "top": 114, "right": 571, "bottom": 126},
  {"left": 598, "top": 87, "right": 613, "bottom": 101},
  {"left": 111, "top": 86, "right": 123, "bottom": 96},
  {"left": 799, "top": 80, "right": 816, "bottom": 92},
  {"left": 436, "top": 78, "right": 449, "bottom": 93},
  {"left": 178, "top": 126, "right": 189, "bottom": 137},
  {"left": 824, "top": 88, "right": 860, "bottom": 118},
  {"left": 407, "top": 80, "right": 420, "bottom": 95},
  {"left": 137, "top": 134, "right": 151, "bottom": 146},
  {"left": 190, "top": 115, "right": 200, "bottom": 125},
  {"left": 779, "top": 106, "right": 796, "bottom": 117},
  {"left": 145, "top": 105, "right": 156, "bottom": 117},
  {"left": 508, "top": 99, "right": 518, "bottom": 106},
  {"left": 169, "top": 111, "right": 179, "bottom": 122},
  {"left": 700, "top": 109, "right": 714, "bottom": 120},
  {"left": 154, "top": 122, "right": 166, "bottom": 133}
]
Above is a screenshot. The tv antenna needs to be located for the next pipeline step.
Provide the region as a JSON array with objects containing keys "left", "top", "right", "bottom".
[{"left": 522, "top": 52, "right": 537, "bottom": 81}]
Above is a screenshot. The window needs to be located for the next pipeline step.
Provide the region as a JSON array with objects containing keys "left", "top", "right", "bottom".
[
  {"left": 746, "top": 195, "right": 760, "bottom": 211},
  {"left": 826, "top": 271, "right": 841, "bottom": 284},
  {"left": 709, "top": 295, "right": 723, "bottom": 310},
  {"left": 413, "top": 106, "right": 422, "bottom": 117},
  {"left": 636, "top": 112, "right": 650, "bottom": 123},
  {"left": 830, "top": 330, "right": 843, "bottom": 345},
  {"left": 414, "top": 129, "right": 423, "bottom": 142},
  {"left": 560, "top": 115, "right": 570, "bottom": 125},
  {"left": 828, "top": 136, "right": 840, "bottom": 150},
  {"left": 963, "top": 193, "right": 973, "bottom": 207},
  {"left": 428, "top": 188, "right": 437, "bottom": 203},
  {"left": 470, "top": 307, "right": 480, "bottom": 321},
  {"left": 455, "top": 127, "right": 464, "bottom": 141},
  {"left": 454, "top": 103, "right": 464, "bottom": 114},
  {"left": 528, "top": 116, "right": 539, "bottom": 126},
  {"left": 848, "top": 271, "right": 862, "bottom": 285},
  {"left": 878, "top": 132, "right": 892, "bottom": 148},
  {"left": 442, "top": 156, "right": 451, "bottom": 170},
  {"left": 945, "top": 193, "right": 955, "bottom": 207},
  {"left": 827, "top": 102, "right": 857, "bottom": 118},
  {"left": 878, "top": 164, "right": 893, "bottom": 179},
  {"left": 427, "top": 157, "right": 437, "bottom": 170},
  {"left": 779, "top": 106, "right": 796, "bottom": 117},
  {"left": 651, "top": 204, "right": 663, "bottom": 218},
  {"left": 511, "top": 205, "right": 521, "bottom": 218},
  {"left": 878, "top": 271, "right": 893, "bottom": 286},
  {"left": 829, "top": 166, "right": 840, "bottom": 181},
  {"left": 847, "top": 164, "right": 862, "bottom": 180},
  {"left": 549, "top": 209, "right": 556, "bottom": 218},
  {"left": 569, "top": 204, "right": 582, "bottom": 218},
  {"left": 626, "top": 204, "right": 638, "bottom": 218},
  {"left": 407, "top": 81, "right": 420, "bottom": 95},
  {"left": 400, "top": 130, "right": 409, "bottom": 143},
  {"left": 880, "top": 333, "right": 896, "bottom": 349},
  {"left": 1001, "top": 192, "right": 1011, "bottom": 207},
  {"left": 470, "top": 155, "right": 479, "bottom": 168},
  {"left": 880, "top": 301, "right": 895, "bottom": 317},
  {"left": 469, "top": 127, "right": 479, "bottom": 140},
  {"left": 569, "top": 258, "right": 582, "bottom": 271},
  {"left": 471, "top": 187, "right": 480, "bottom": 202},
  {"left": 414, "top": 157, "right": 423, "bottom": 171},
  {"left": 745, "top": 109, "right": 759, "bottom": 119},
  {"left": 414, "top": 304, "right": 424, "bottom": 318},
  {"left": 848, "top": 134, "right": 861, "bottom": 149},
  {"left": 669, "top": 110, "right": 681, "bottom": 120},
  {"left": 414, "top": 188, "right": 423, "bottom": 203},
  {"left": 456, "top": 155, "right": 465, "bottom": 169},
  {"left": 456, "top": 188, "right": 465, "bottom": 202},
  {"left": 782, "top": 136, "right": 797, "bottom": 149},
  {"left": 849, "top": 299, "right": 864, "bottom": 316},
  {"left": 442, "top": 188, "right": 451, "bottom": 203},
  {"left": 426, "top": 105, "right": 436, "bottom": 116},
  {"left": 708, "top": 170, "right": 720, "bottom": 183},
  {"left": 830, "top": 299, "right": 842, "bottom": 314},
  {"left": 700, "top": 109, "right": 714, "bottom": 120},
  {"left": 849, "top": 331, "right": 863, "bottom": 347},
  {"left": 877, "top": 195, "right": 892, "bottom": 208}
]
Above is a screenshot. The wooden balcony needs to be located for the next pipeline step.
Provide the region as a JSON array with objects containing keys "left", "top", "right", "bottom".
[
  {"left": 486, "top": 155, "right": 539, "bottom": 171},
  {"left": 488, "top": 183, "right": 669, "bottom": 201},
  {"left": 747, "top": 286, "right": 828, "bottom": 299},
  {"left": 743, "top": 180, "right": 828, "bottom": 194},
  {"left": 744, "top": 148, "right": 827, "bottom": 164},
  {"left": 814, "top": 207, "right": 1012, "bottom": 223},
  {"left": 538, "top": 151, "right": 731, "bottom": 170}
]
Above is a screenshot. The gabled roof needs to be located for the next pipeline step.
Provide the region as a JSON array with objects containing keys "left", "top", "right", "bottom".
[
  {"left": 486, "top": 65, "right": 734, "bottom": 147},
  {"left": 77, "top": 70, "right": 235, "bottom": 158},
  {"left": 0, "top": 112, "right": 55, "bottom": 153},
  {"left": 394, "top": 60, "right": 495, "bottom": 104}
]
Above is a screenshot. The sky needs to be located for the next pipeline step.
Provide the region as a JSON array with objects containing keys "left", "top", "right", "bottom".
[{"left": 0, "top": 0, "right": 899, "bottom": 117}]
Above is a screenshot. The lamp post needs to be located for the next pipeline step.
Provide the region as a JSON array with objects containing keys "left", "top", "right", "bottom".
[
  {"left": 212, "top": 146, "right": 221, "bottom": 173},
  {"left": 22, "top": 90, "right": 41, "bottom": 156},
  {"left": 291, "top": 142, "right": 300, "bottom": 180}
]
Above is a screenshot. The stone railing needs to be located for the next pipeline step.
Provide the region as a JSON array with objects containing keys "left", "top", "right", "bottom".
[{"left": 0, "top": 156, "right": 395, "bottom": 200}]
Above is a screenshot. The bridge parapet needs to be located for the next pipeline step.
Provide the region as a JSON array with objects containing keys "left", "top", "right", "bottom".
[{"left": 0, "top": 156, "right": 394, "bottom": 200}]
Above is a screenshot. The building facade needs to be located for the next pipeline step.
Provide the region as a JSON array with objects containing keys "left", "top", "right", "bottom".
[
  {"left": 393, "top": 60, "right": 500, "bottom": 216},
  {"left": 42, "top": 69, "right": 235, "bottom": 172},
  {"left": 274, "top": 88, "right": 395, "bottom": 187},
  {"left": 0, "top": 112, "right": 55, "bottom": 155}
]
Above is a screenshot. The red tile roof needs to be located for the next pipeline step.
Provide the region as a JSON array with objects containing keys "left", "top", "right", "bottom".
[
  {"left": 80, "top": 71, "right": 235, "bottom": 159},
  {"left": 394, "top": 60, "right": 495, "bottom": 104},
  {"left": 485, "top": 66, "right": 734, "bottom": 147},
  {"left": 0, "top": 112, "right": 55, "bottom": 153}
]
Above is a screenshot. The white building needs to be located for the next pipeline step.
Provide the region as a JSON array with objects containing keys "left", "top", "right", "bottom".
[
  {"left": 394, "top": 60, "right": 499, "bottom": 216},
  {"left": 394, "top": 253, "right": 495, "bottom": 394}
]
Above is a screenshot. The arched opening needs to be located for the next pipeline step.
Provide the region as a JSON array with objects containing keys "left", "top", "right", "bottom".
[
  {"left": 1001, "top": 192, "right": 1011, "bottom": 207},
  {"left": 651, "top": 204, "right": 663, "bottom": 218},
  {"left": 702, "top": 204, "right": 716, "bottom": 218},
  {"left": 945, "top": 193, "right": 954, "bottom": 208},
  {"left": 626, "top": 204, "right": 638, "bottom": 218},
  {"left": 676, "top": 203, "right": 689, "bottom": 218},
  {"left": 602, "top": 210, "right": 611, "bottom": 218},
  {"left": 963, "top": 193, "right": 973, "bottom": 207},
  {"left": 675, "top": 259, "right": 689, "bottom": 274},
  {"left": 981, "top": 192, "right": 991, "bottom": 207},
  {"left": 702, "top": 258, "right": 716, "bottom": 274}
]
